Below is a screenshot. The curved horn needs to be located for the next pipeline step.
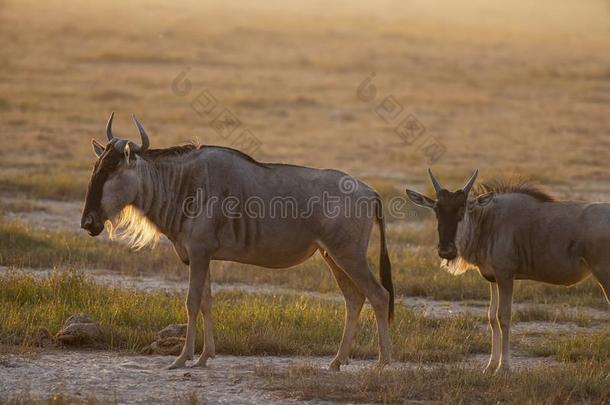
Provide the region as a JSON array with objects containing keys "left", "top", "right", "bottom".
[
  {"left": 106, "top": 111, "right": 115, "bottom": 141},
  {"left": 428, "top": 168, "right": 443, "bottom": 194},
  {"left": 131, "top": 114, "right": 150, "bottom": 152},
  {"left": 462, "top": 169, "right": 479, "bottom": 194}
]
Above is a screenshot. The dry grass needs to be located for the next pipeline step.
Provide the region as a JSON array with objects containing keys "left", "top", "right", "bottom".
[
  {"left": 258, "top": 360, "right": 610, "bottom": 404},
  {"left": 513, "top": 306, "right": 593, "bottom": 326},
  {"left": 523, "top": 330, "right": 610, "bottom": 362},
  {"left": 0, "top": 216, "right": 183, "bottom": 275},
  {"left": 0, "top": 197, "right": 48, "bottom": 213},
  {"left": 0, "top": 173, "right": 88, "bottom": 201}
]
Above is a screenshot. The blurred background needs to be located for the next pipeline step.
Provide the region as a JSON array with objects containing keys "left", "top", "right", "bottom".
[{"left": 1, "top": 0, "right": 609, "bottom": 203}]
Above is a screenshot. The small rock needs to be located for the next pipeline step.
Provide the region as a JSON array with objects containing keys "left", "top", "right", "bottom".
[
  {"left": 142, "top": 324, "right": 188, "bottom": 355},
  {"left": 158, "top": 324, "right": 187, "bottom": 339},
  {"left": 56, "top": 314, "right": 103, "bottom": 346},
  {"left": 142, "top": 337, "right": 185, "bottom": 356}
]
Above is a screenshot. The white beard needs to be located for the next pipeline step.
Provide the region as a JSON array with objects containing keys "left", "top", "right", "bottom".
[
  {"left": 440, "top": 257, "right": 474, "bottom": 276},
  {"left": 439, "top": 216, "right": 479, "bottom": 276}
]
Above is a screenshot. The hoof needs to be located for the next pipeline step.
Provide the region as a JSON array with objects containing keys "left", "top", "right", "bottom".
[
  {"left": 167, "top": 359, "right": 187, "bottom": 370},
  {"left": 192, "top": 353, "right": 215, "bottom": 368},
  {"left": 483, "top": 363, "right": 497, "bottom": 374},
  {"left": 328, "top": 359, "right": 341, "bottom": 371},
  {"left": 494, "top": 364, "right": 511, "bottom": 374}
]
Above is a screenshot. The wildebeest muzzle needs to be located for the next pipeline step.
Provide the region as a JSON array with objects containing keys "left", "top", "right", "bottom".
[{"left": 81, "top": 211, "right": 105, "bottom": 236}]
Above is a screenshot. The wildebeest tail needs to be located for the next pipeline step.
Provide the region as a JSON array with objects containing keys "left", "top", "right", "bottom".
[{"left": 375, "top": 196, "right": 394, "bottom": 322}]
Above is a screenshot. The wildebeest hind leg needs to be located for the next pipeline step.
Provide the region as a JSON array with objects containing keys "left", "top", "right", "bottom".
[
  {"left": 327, "top": 251, "right": 391, "bottom": 368},
  {"left": 322, "top": 251, "right": 365, "bottom": 371}
]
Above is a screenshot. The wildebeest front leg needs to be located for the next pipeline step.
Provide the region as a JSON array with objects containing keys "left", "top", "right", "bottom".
[
  {"left": 496, "top": 277, "right": 514, "bottom": 373},
  {"left": 483, "top": 282, "right": 501, "bottom": 373},
  {"left": 193, "top": 271, "right": 215, "bottom": 367},
  {"left": 168, "top": 253, "right": 210, "bottom": 369},
  {"left": 323, "top": 253, "right": 365, "bottom": 371}
]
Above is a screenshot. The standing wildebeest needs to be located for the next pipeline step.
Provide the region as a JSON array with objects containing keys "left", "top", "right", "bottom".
[
  {"left": 81, "top": 113, "right": 394, "bottom": 370},
  {"left": 406, "top": 170, "right": 610, "bottom": 373}
]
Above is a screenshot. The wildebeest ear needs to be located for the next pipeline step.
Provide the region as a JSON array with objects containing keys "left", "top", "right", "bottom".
[
  {"left": 405, "top": 189, "right": 436, "bottom": 209},
  {"left": 91, "top": 139, "right": 105, "bottom": 157},
  {"left": 476, "top": 192, "right": 494, "bottom": 206}
]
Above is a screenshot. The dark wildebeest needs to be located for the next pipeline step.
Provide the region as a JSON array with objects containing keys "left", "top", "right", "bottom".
[
  {"left": 81, "top": 113, "right": 394, "bottom": 370},
  {"left": 406, "top": 169, "right": 610, "bottom": 373}
]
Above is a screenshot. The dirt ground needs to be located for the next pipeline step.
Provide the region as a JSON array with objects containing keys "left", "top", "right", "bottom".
[
  {"left": 0, "top": 348, "right": 563, "bottom": 404},
  {"left": 0, "top": 350, "right": 337, "bottom": 404}
]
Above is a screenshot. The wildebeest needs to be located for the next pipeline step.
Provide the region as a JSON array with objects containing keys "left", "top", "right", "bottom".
[
  {"left": 406, "top": 170, "right": 610, "bottom": 373},
  {"left": 81, "top": 113, "right": 394, "bottom": 370}
]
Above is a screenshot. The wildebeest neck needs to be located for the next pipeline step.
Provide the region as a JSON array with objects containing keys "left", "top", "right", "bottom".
[
  {"left": 455, "top": 201, "right": 496, "bottom": 267},
  {"left": 131, "top": 155, "right": 201, "bottom": 242}
]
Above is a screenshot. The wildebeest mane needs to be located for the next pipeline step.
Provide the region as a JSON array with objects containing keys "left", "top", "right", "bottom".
[
  {"left": 140, "top": 144, "right": 267, "bottom": 168},
  {"left": 474, "top": 177, "right": 555, "bottom": 202},
  {"left": 140, "top": 144, "right": 199, "bottom": 160},
  {"left": 210, "top": 145, "right": 268, "bottom": 168}
]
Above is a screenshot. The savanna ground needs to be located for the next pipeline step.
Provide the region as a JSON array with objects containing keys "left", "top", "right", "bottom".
[{"left": 0, "top": 0, "right": 609, "bottom": 403}]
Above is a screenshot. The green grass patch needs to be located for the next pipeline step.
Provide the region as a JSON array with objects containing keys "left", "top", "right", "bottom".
[{"left": 0, "top": 270, "right": 487, "bottom": 362}]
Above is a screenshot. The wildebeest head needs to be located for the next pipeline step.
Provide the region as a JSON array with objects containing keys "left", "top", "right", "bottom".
[
  {"left": 80, "top": 112, "right": 150, "bottom": 236},
  {"left": 406, "top": 169, "right": 487, "bottom": 260}
]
